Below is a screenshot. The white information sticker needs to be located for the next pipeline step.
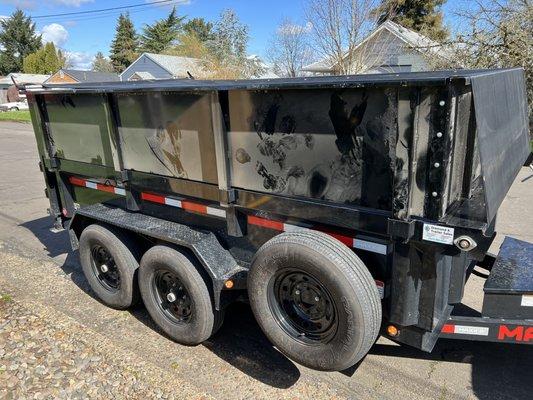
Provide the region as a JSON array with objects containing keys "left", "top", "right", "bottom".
[
  {"left": 422, "top": 223, "right": 455, "bottom": 245},
  {"left": 454, "top": 325, "right": 489, "bottom": 336},
  {"left": 521, "top": 295, "right": 533, "bottom": 307}
]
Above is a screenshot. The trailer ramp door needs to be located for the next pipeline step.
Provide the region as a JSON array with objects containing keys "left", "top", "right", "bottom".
[{"left": 470, "top": 68, "right": 530, "bottom": 223}]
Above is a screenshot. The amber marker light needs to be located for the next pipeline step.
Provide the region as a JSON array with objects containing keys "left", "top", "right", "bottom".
[
  {"left": 224, "top": 280, "right": 234, "bottom": 289},
  {"left": 387, "top": 325, "right": 399, "bottom": 337}
]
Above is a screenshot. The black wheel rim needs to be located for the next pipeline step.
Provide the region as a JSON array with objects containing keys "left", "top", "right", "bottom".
[
  {"left": 152, "top": 269, "right": 192, "bottom": 324},
  {"left": 267, "top": 269, "right": 338, "bottom": 344},
  {"left": 90, "top": 244, "right": 121, "bottom": 292}
]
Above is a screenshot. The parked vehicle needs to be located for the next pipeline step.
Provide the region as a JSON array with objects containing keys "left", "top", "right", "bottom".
[
  {"left": 0, "top": 99, "right": 29, "bottom": 112},
  {"left": 25, "top": 68, "right": 532, "bottom": 371}
]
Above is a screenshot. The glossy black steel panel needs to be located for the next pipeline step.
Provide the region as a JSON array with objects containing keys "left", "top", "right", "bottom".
[
  {"left": 116, "top": 91, "right": 218, "bottom": 184},
  {"left": 484, "top": 237, "right": 533, "bottom": 293},
  {"left": 129, "top": 170, "right": 221, "bottom": 202},
  {"left": 228, "top": 88, "right": 396, "bottom": 211},
  {"left": 482, "top": 293, "right": 533, "bottom": 319},
  {"left": 471, "top": 69, "right": 530, "bottom": 222},
  {"left": 235, "top": 189, "right": 390, "bottom": 236}
]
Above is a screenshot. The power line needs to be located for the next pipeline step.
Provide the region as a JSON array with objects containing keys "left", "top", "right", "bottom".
[
  {"left": 31, "top": 0, "right": 177, "bottom": 19},
  {"left": 43, "top": 5, "right": 171, "bottom": 23}
]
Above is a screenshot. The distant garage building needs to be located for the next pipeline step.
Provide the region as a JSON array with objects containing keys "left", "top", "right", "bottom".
[
  {"left": 45, "top": 69, "right": 119, "bottom": 84},
  {"left": 120, "top": 53, "right": 204, "bottom": 81},
  {"left": 0, "top": 73, "right": 50, "bottom": 103}
]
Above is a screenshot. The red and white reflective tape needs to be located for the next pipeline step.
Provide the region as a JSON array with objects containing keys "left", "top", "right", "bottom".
[
  {"left": 247, "top": 215, "right": 388, "bottom": 255},
  {"left": 69, "top": 176, "right": 125, "bottom": 196},
  {"left": 441, "top": 324, "right": 489, "bottom": 336},
  {"left": 141, "top": 192, "right": 226, "bottom": 218}
]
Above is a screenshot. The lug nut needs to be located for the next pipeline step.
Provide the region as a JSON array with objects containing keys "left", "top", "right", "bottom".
[
  {"left": 314, "top": 296, "right": 320, "bottom": 302},
  {"left": 459, "top": 239, "right": 471, "bottom": 249},
  {"left": 295, "top": 290, "right": 300, "bottom": 295},
  {"left": 453, "top": 235, "right": 477, "bottom": 251},
  {"left": 166, "top": 292, "right": 177, "bottom": 303},
  {"left": 100, "top": 264, "right": 109, "bottom": 273}
]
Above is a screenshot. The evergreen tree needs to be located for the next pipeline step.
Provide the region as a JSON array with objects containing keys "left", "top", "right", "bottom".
[
  {"left": 92, "top": 52, "right": 114, "bottom": 73},
  {"left": 23, "top": 42, "right": 65, "bottom": 74},
  {"left": 110, "top": 13, "right": 138, "bottom": 73},
  {"left": 140, "top": 6, "right": 184, "bottom": 53},
  {"left": 0, "top": 10, "right": 42, "bottom": 74},
  {"left": 207, "top": 9, "right": 264, "bottom": 78},
  {"left": 183, "top": 18, "right": 214, "bottom": 42},
  {"left": 373, "top": 0, "right": 448, "bottom": 41}
]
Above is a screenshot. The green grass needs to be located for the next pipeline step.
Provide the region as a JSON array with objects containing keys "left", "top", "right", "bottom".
[
  {"left": 0, "top": 110, "right": 31, "bottom": 122},
  {"left": 0, "top": 293, "right": 13, "bottom": 302}
]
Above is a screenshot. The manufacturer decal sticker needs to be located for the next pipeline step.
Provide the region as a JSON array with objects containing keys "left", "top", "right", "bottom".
[
  {"left": 454, "top": 325, "right": 489, "bottom": 336},
  {"left": 422, "top": 223, "right": 454, "bottom": 245},
  {"left": 521, "top": 295, "right": 533, "bottom": 307}
]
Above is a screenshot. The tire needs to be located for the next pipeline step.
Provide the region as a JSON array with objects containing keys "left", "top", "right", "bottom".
[
  {"left": 139, "top": 245, "right": 221, "bottom": 345},
  {"left": 248, "top": 230, "right": 381, "bottom": 371},
  {"left": 79, "top": 224, "right": 140, "bottom": 309}
]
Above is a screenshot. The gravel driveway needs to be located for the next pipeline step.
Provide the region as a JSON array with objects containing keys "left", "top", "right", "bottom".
[{"left": 0, "top": 296, "right": 208, "bottom": 400}]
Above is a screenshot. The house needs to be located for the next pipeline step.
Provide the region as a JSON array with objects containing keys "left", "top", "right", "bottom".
[
  {"left": 0, "top": 73, "right": 50, "bottom": 103},
  {"left": 120, "top": 53, "right": 204, "bottom": 81},
  {"left": 45, "top": 69, "right": 119, "bottom": 84},
  {"left": 302, "top": 20, "right": 454, "bottom": 75}
]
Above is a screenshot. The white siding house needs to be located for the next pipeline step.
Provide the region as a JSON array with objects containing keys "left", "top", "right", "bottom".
[
  {"left": 302, "top": 20, "right": 454, "bottom": 75},
  {"left": 0, "top": 73, "right": 50, "bottom": 103},
  {"left": 120, "top": 53, "right": 204, "bottom": 81}
]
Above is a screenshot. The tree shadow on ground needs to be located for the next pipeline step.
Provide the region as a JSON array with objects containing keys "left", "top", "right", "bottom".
[{"left": 20, "top": 216, "right": 533, "bottom": 398}]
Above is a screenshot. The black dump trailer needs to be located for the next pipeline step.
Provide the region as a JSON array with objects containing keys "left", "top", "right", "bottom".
[{"left": 26, "top": 68, "right": 532, "bottom": 371}]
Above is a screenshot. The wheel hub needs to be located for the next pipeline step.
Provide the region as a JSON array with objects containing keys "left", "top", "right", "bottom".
[
  {"left": 269, "top": 269, "right": 338, "bottom": 343},
  {"left": 90, "top": 245, "right": 120, "bottom": 291},
  {"left": 153, "top": 270, "right": 192, "bottom": 323},
  {"left": 166, "top": 292, "right": 177, "bottom": 302}
]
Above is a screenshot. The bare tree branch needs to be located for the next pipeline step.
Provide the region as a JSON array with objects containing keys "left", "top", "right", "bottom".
[{"left": 267, "top": 18, "right": 314, "bottom": 77}]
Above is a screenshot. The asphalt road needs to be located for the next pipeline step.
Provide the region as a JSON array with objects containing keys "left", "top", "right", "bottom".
[{"left": 0, "top": 121, "right": 532, "bottom": 400}]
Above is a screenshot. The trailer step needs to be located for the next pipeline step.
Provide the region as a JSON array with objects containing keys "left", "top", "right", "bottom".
[{"left": 482, "top": 237, "right": 533, "bottom": 319}]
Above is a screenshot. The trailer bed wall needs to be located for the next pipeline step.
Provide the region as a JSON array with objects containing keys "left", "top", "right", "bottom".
[
  {"left": 471, "top": 69, "right": 530, "bottom": 222},
  {"left": 227, "top": 88, "right": 397, "bottom": 210}
]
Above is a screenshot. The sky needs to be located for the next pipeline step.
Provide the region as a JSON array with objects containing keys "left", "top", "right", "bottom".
[{"left": 0, "top": 0, "right": 464, "bottom": 70}]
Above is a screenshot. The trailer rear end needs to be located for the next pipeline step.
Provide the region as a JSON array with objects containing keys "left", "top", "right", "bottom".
[{"left": 26, "top": 68, "right": 532, "bottom": 371}]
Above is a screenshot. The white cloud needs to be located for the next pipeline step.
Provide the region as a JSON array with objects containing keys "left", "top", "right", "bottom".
[
  {"left": 41, "top": 23, "right": 69, "bottom": 47},
  {"left": 65, "top": 51, "right": 93, "bottom": 70},
  {"left": 144, "top": 0, "right": 191, "bottom": 8}
]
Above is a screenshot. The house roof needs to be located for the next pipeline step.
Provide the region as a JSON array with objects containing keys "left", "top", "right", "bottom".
[
  {"left": 46, "top": 69, "right": 119, "bottom": 83},
  {"left": 0, "top": 73, "right": 50, "bottom": 86},
  {"left": 120, "top": 53, "right": 204, "bottom": 80},
  {"left": 302, "top": 20, "right": 453, "bottom": 73},
  {"left": 130, "top": 71, "right": 156, "bottom": 80}
]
